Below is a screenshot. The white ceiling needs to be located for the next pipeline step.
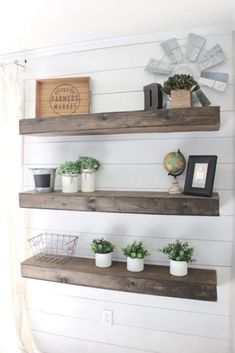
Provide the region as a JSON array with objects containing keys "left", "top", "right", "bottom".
[{"left": 0, "top": 0, "right": 233, "bottom": 56}]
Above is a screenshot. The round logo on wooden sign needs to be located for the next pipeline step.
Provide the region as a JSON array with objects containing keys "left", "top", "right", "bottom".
[{"left": 49, "top": 84, "right": 80, "bottom": 115}]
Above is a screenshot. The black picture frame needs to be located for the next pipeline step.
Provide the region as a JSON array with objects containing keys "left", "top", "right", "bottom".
[{"left": 184, "top": 155, "right": 217, "bottom": 197}]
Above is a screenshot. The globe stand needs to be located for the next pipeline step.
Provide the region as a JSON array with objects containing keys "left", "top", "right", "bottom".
[
  {"left": 163, "top": 149, "right": 186, "bottom": 194},
  {"left": 168, "top": 176, "right": 183, "bottom": 195}
]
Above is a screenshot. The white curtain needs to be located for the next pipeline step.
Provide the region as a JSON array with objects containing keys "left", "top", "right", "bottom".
[{"left": 0, "top": 65, "right": 40, "bottom": 353}]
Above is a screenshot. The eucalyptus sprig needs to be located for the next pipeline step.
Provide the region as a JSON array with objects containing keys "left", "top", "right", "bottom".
[
  {"left": 91, "top": 238, "right": 115, "bottom": 254},
  {"left": 162, "top": 74, "right": 199, "bottom": 96},
  {"left": 122, "top": 241, "right": 150, "bottom": 259},
  {"left": 159, "top": 240, "right": 195, "bottom": 262}
]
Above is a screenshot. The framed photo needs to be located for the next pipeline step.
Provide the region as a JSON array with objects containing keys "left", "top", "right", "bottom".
[{"left": 184, "top": 155, "right": 217, "bottom": 197}]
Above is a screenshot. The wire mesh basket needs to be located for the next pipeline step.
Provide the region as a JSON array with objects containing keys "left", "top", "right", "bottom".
[{"left": 28, "top": 233, "right": 79, "bottom": 264}]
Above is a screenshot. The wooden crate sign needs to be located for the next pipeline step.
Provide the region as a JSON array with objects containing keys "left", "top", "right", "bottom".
[
  {"left": 36, "top": 77, "right": 90, "bottom": 118},
  {"left": 170, "top": 89, "right": 191, "bottom": 108}
]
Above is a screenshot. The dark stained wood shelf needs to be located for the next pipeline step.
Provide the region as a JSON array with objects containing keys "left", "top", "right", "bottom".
[
  {"left": 19, "top": 106, "right": 220, "bottom": 136},
  {"left": 19, "top": 190, "right": 220, "bottom": 216},
  {"left": 21, "top": 256, "right": 217, "bottom": 301}
]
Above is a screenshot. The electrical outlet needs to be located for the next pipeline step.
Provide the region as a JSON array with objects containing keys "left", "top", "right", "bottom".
[{"left": 102, "top": 309, "right": 113, "bottom": 326}]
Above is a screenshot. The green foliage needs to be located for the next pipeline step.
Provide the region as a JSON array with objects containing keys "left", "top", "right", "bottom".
[
  {"left": 162, "top": 74, "right": 199, "bottom": 95},
  {"left": 159, "top": 240, "right": 195, "bottom": 262},
  {"left": 79, "top": 156, "right": 101, "bottom": 171},
  {"left": 122, "top": 241, "right": 150, "bottom": 259},
  {"left": 91, "top": 238, "right": 115, "bottom": 254},
  {"left": 57, "top": 160, "right": 81, "bottom": 175}
]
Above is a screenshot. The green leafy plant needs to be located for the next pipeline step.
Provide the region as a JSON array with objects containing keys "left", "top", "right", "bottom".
[
  {"left": 159, "top": 240, "right": 195, "bottom": 262},
  {"left": 162, "top": 74, "right": 199, "bottom": 95},
  {"left": 57, "top": 160, "right": 81, "bottom": 175},
  {"left": 122, "top": 241, "right": 150, "bottom": 259},
  {"left": 79, "top": 156, "right": 101, "bottom": 171},
  {"left": 91, "top": 238, "right": 115, "bottom": 254}
]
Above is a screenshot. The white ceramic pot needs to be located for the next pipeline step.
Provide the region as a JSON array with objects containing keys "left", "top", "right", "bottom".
[
  {"left": 95, "top": 253, "right": 112, "bottom": 268},
  {"left": 170, "top": 260, "right": 188, "bottom": 276},
  {"left": 127, "top": 257, "right": 144, "bottom": 272},
  {"left": 61, "top": 174, "right": 79, "bottom": 193},
  {"left": 81, "top": 169, "right": 95, "bottom": 192}
]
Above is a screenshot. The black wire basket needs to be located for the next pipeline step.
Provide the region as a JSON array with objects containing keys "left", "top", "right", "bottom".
[{"left": 28, "top": 233, "right": 79, "bottom": 264}]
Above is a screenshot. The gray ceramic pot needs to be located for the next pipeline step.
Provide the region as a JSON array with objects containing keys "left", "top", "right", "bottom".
[{"left": 31, "top": 168, "right": 56, "bottom": 193}]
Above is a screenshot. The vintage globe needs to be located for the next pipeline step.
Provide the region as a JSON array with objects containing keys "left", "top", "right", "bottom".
[{"left": 163, "top": 150, "right": 186, "bottom": 177}]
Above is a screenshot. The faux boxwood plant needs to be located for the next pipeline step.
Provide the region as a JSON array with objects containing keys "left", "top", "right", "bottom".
[
  {"left": 57, "top": 160, "right": 81, "bottom": 175},
  {"left": 159, "top": 240, "right": 195, "bottom": 262},
  {"left": 91, "top": 238, "right": 115, "bottom": 254},
  {"left": 79, "top": 156, "right": 101, "bottom": 171},
  {"left": 122, "top": 241, "right": 150, "bottom": 259},
  {"left": 162, "top": 74, "right": 199, "bottom": 96}
]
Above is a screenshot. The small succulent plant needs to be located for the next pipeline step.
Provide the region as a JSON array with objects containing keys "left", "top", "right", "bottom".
[
  {"left": 159, "top": 240, "right": 195, "bottom": 262},
  {"left": 122, "top": 241, "right": 150, "bottom": 259},
  {"left": 91, "top": 238, "right": 115, "bottom": 254},
  {"left": 162, "top": 74, "right": 199, "bottom": 95}
]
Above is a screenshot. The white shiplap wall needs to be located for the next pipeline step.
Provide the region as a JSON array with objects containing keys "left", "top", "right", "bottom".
[
  {"left": 230, "top": 30, "right": 235, "bottom": 353},
  {"left": 23, "top": 28, "right": 234, "bottom": 353}
]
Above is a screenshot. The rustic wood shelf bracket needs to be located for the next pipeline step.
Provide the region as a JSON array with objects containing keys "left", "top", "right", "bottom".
[
  {"left": 19, "top": 106, "right": 220, "bottom": 136},
  {"left": 21, "top": 257, "right": 217, "bottom": 302},
  {"left": 19, "top": 190, "right": 220, "bottom": 216},
  {"left": 20, "top": 106, "right": 220, "bottom": 301}
]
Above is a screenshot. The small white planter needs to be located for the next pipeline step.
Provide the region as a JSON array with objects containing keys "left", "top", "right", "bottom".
[
  {"left": 61, "top": 174, "right": 79, "bottom": 193},
  {"left": 81, "top": 169, "right": 95, "bottom": 192},
  {"left": 170, "top": 260, "right": 188, "bottom": 276},
  {"left": 127, "top": 257, "right": 144, "bottom": 272},
  {"left": 95, "top": 253, "right": 112, "bottom": 268}
]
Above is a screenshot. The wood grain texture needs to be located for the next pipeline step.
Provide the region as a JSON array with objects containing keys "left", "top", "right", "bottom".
[
  {"left": 19, "top": 190, "right": 220, "bottom": 216},
  {"left": 20, "top": 106, "right": 220, "bottom": 136},
  {"left": 21, "top": 256, "right": 217, "bottom": 301},
  {"left": 36, "top": 77, "right": 90, "bottom": 118},
  {"left": 170, "top": 89, "right": 191, "bottom": 108}
]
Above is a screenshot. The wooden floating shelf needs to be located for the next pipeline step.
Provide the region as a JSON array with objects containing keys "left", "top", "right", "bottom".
[
  {"left": 19, "top": 190, "right": 220, "bottom": 216},
  {"left": 21, "top": 256, "right": 217, "bottom": 301},
  {"left": 19, "top": 106, "right": 220, "bottom": 136}
]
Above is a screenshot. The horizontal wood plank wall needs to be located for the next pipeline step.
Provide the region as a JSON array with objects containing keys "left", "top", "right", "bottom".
[{"left": 23, "top": 29, "right": 234, "bottom": 353}]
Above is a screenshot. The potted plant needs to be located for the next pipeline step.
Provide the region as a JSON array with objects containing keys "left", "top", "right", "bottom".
[
  {"left": 159, "top": 240, "right": 195, "bottom": 276},
  {"left": 162, "top": 74, "right": 199, "bottom": 108},
  {"left": 122, "top": 241, "right": 150, "bottom": 272},
  {"left": 91, "top": 238, "right": 115, "bottom": 268},
  {"left": 79, "top": 156, "right": 101, "bottom": 192},
  {"left": 57, "top": 160, "right": 81, "bottom": 193}
]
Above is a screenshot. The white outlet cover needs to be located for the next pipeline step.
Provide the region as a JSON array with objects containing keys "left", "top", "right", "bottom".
[{"left": 102, "top": 309, "right": 113, "bottom": 326}]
